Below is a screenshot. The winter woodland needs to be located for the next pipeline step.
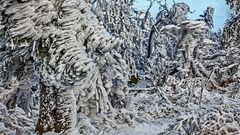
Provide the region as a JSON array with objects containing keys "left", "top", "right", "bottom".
[{"left": 0, "top": 0, "right": 239, "bottom": 134}]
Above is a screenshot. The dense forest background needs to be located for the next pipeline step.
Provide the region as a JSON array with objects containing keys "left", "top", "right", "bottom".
[{"left": 0, "top": 0, "right": 239, "bottom": 134}]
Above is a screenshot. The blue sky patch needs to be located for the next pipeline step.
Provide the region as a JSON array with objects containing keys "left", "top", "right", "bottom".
[{"left": 134, "top": 0, "right": 231, "bottom": 31}]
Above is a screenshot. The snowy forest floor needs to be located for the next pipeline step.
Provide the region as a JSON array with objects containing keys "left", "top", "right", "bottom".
[
  {"left": 104, "top": 85, "right": 240, "bottom": 135},
  {"left": 106, "top": 119, "right": 170, "bottom": 135}
]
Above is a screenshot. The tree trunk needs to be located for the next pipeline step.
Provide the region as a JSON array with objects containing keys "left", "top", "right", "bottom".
[{"left": 36, "top": 82, "right": 77, "bottom": 134}]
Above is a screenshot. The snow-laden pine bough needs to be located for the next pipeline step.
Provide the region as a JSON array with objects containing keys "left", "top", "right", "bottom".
[{"left": 0, "top": 0, "right": 128, "bottom": 134}]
